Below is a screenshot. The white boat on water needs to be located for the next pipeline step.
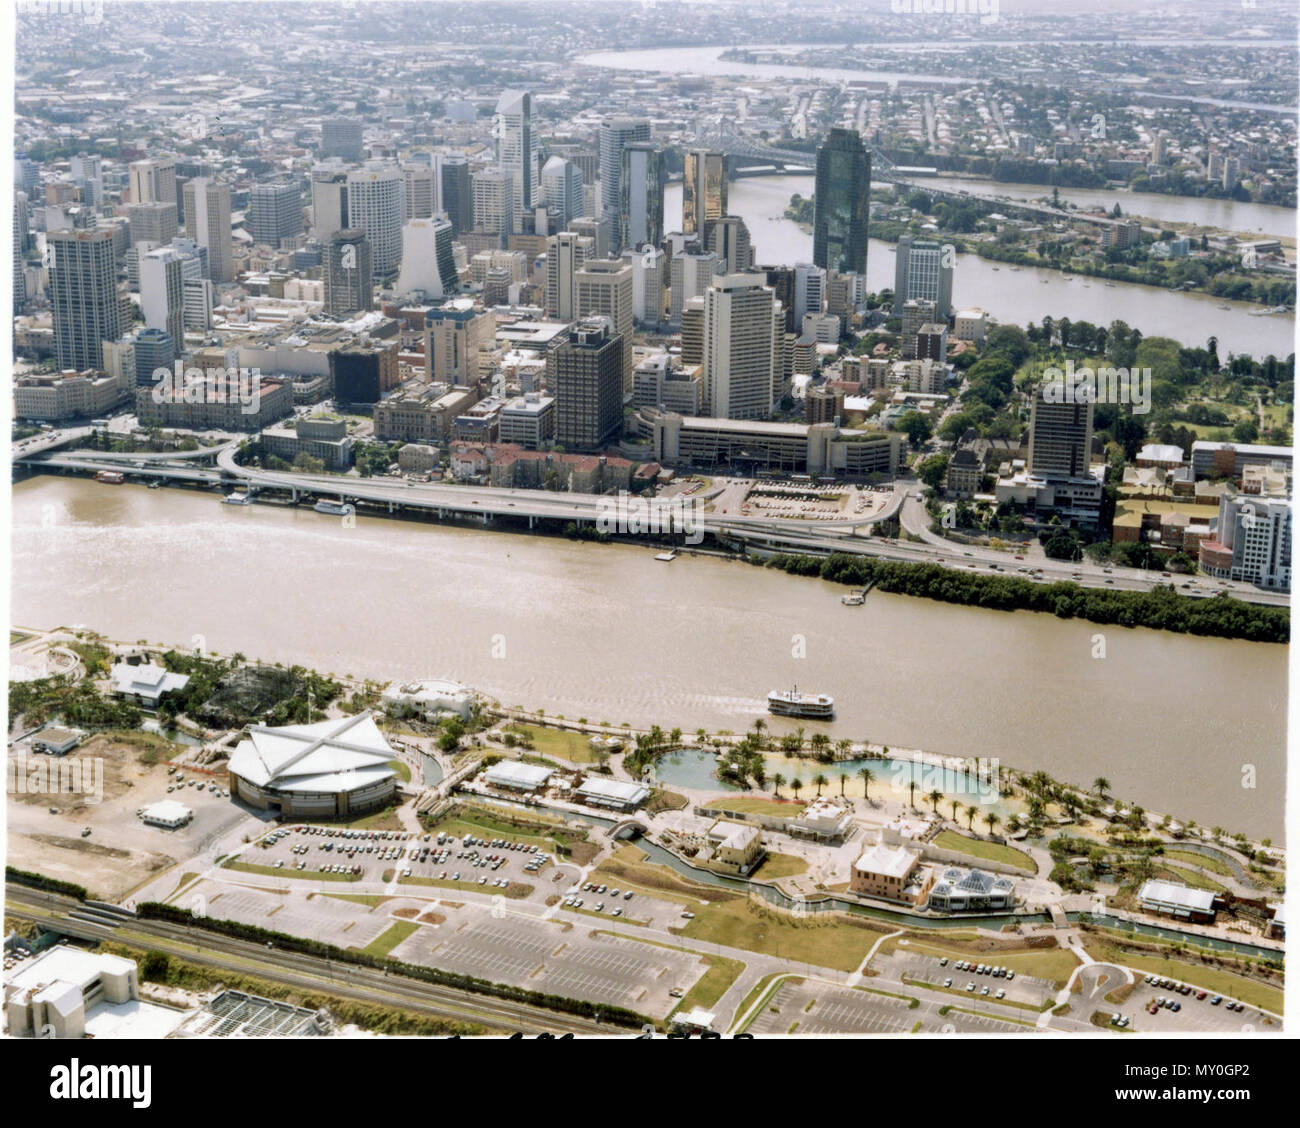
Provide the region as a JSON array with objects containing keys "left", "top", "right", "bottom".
[
  {"left": 313, "top": 498, "right": 354, "bottom": 515},
  {"left": 221, "top": 492, "right": 251, "bottom": 505},
  {"left": 767, "top": 686, "right": 835, "bottom": 720},
  {"left": 841, "top": 593, "right": 865, "bottom": 606},
  {"left": 654, "top": 549, "right": 678, "bottom": 562}
]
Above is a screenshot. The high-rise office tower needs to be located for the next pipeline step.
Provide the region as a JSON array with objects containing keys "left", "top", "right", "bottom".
[
  {"left": 541, "top": 156, "right": 584, "bottom": 232},
  {"left": 345, "top": 166, "right": 404, "bottom": 275},
  {"left": 619, "top": 143, "right": 666, "bottom": 252},
  {"left": 760, "top": 265, "right": 796, "bottom": 334},
  {"left": 553, "top": 316, "right": 624, "bottom": 450},
  {"left": 669, "top": 248, "right": 718, "bottom": 324},
  {"left": 183, "top": 277, "right": 214, "bottom": 331},
  {"left": 139, "top": 246, "right": 185, "bottom": 347},
  {"left": 682, "top": 150, "right": 727, "bottom": 237},
  {"left": 706, "top": 215, "right": 753, "bottom": 275},
  {"left": 15, "top": 153, "right": 40, "bottom": 197},
  {"left": 598, "top": 116, "right": 651, "bottom": 250},
  {"left": 900, "top": 299, "right": 936, "bottom": 360},
  {"left": 69, "top": 153, "right": 103, "bottom": 205},
  {"left": 812, "top": 128, "right": 870, "bottom": 276},
  {"left": 310, "top": 165, "right": 349, "bottom": 238},
  {"left": 129, "top": 157, "right": 177, "bottom": 206},
  {"left": 426, "top": 304, "right": 494, "bottom": 385},
  {"left": 126, "top": 202, "right": 178, "bottom": 247},
  {"left": 575, "top": 258, "right": 635, "bottom": 391},
  {"left": 395, "top": 218, "right": 457, "bottom": 301},
  {"left": 626, "top": 243, "right": 666, "bottom": 325},
  {"left": 545, "top": 231, "right": 594, "bottom": 321},
  {"left": 13, "top": 193, "right": 28, "bottom": 313},
  {"left": 1028, "top": 381, "right": 1094, "bottom": 478},
  {"left": 322, "top": 228, "right": 374, "bottom": 316},
  {"left": 439, "top": 155, "right": 473, "bottom": 237},
  {"left": 48, "top": 228, "right": 123, "bottom": 372},
  {"left": 471, "top": 168, "right": 514, "bottom": 243},
  {"left": 182, "top": 177, "right": 233, "bottom": 283},
  {"left": 794, "top": 262, "right": 825, "bottom": 325},
  {"left": 403, "top": 164, "right": 436, "bottom": 220},
  {"left": 133, "top": 327, "right": 175, "bottom": 388},
  {"left": 248, "top": 181, "right": 304, "bottom": 247},
  {"left": 568, "top": 215, "right": 612, "bottom": 260},
  {"left": 892, "top": 235, "right": 953, "bottom": 319},
  {"left": 495, "top": 90, "right": 539, "bottom": 233},
  {"left": 321, "top": 117, "right": 365, "bottom": 162},
  {"left": 680, "top": 296, "right": 705, "bottom": 367},
  {"left": 702, "top": 274, "right": 778, "bottom": 420}
]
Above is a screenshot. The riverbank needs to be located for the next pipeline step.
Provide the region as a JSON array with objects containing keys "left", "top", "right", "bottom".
[{"left": 763, "top": 552, "right": 1290, "bottom": 644}]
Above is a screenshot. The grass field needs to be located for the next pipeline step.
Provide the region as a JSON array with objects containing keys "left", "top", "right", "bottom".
[
  {"left": 671, "top": 953, "right": 746, "bottom": 1015},
  {"left": 1079, "top": 936, "right": 1283, "bottom": 1015},
  {"left": 505, "top": 723, "right": 603, "bottom": 764},
  {"left": 679, "top": 898, "right": 887, "bottom": 973},
  {"left": 1162, "top": 849, "right": 1234, "bottom": 877},
  {"left": 591, "top": 844, "right": 738, "bottom": 907},
  {"left": 358, "top": 920, "right": 419, "bottom": 957},
  {"left": 752, "top": 852, "right": 809, "bottom": 881},
  {"left": 1152, "top": 864, "right": 1227, "bottom": 893},
  {"left": 338, "top": 805, "right": 405, "bottom": 831},
  {"left": 932, "top": 830, "right": 1037, "bottom": 872},
  {"left": 388, "top": 759, "right": 412, "bottom": 783},
  {"left": 707, "top": 796, "right": 807, "bottom": 816},
  {"left": 316, "top": 893, "right": 394, "bottom": 907}
]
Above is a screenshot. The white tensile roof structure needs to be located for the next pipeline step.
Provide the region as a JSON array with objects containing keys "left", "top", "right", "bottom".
[
  {"left": 227, "top": 711, "right": 397, "bottom": 795},
  {"left": 111, "top": 662, "right": 190, "bottom": 699}
]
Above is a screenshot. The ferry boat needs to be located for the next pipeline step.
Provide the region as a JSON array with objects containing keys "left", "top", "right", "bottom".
[
  {"left": 313, "top": 498, "right": 354, "bottom": 516},
  {"left": 94, "top": 470, "right": 124, "bottom": 485},
  {"left": 767, "top": 686, "right": 835, "bottom": 720},
  {"left": 841, "top": 593, "right": 864, "bottom": 606},
  {"left": 221, "top": 491, "right": 251, "bottom": 505},
  {"left": 654, "top": 548, "right": 678, "bottom": 562}
]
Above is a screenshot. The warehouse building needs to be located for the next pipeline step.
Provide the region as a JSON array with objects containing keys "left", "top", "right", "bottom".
[
  {"left": 482, "top": 760, "right": 553, "bottom": 793},
  {"left": 575, "top": 776, "right": 650, "bottom": 811},
  {"left": 1137, "top": 879, "right": 1218, "bottom": 923}
]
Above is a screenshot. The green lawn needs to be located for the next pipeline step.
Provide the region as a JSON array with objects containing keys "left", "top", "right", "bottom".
[
  {"left": 358, "top": 920, "right": 420, "bottom": 957},
  {"left": 672, "top": 954, "right": 746, "bottom": 1016},
  {"left": 1152, "top": 864, "right": 1227, "bottom": 893},
  {"left": 679, "top": 898, "right": 887, "bottom": 973},
  {"left": 388, "top": 759, "right": 412, "bottom": 783},
  {"left": 751, "top": 852, "right": 809, "bottom": 881},
  {"left": 933, "top": 830, "right": 1037, "bottom": 872},
  {"left": 707, "top": 796, "right": 807, "bottom": 816},
  {"left": 505, "top": 723, "right": 603, "bottom": 764},
  {"left": 1161, "top": 849, "right": 1233, "bottom": 878}
]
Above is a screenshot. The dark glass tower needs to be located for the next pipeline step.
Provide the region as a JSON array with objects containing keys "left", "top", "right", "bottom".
[{"left": 812, "top": 128, "right": 870, "bottom": 276}]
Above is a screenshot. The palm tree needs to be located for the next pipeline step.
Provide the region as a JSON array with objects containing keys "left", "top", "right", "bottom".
[
  {"left": 984, "top": 811, "right": 1001, "bottom": 838},
  {"left": 813, "top": 773, "right": 828, "bottom": 796},
  {"left": 907, "top": 777, "right": 917, "bottom": 809},
  {"left": 695, "top": 728, "right": 707, "bottom": 745},
  {"left": 1093, "top": 777, "right": 1111, "bottom": 798},
  {"left": 835, "top": 738, "right": 853, "bottom": 760},
  {"left": 752, "top": 717, "right": 766, "bottom": 737},
  {"left": 790, "top": 777, "right": 804, "bottom": 800},
  {"left": 927, "top": 788, "right": 943, "bottom": 814},
  {"left": 965, "top": 804, "right": 978, "bottom": 831},
  {"left": 950, "top": 798, "right": 961, "bottom": 823},
  {"left": 859, "top": 767, "right": 875, "bottom": 802},
  {"left": 772, "top": 772, "right": 785, "bottom": 797},
  {"left": 838, "top": 771, "right": 848, "bottom": 797}
]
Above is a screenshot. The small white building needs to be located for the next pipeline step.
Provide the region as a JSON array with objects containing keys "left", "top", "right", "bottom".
[
  {"left": 575, "top": 776, "right": 649, "bottom": 811},
  {"left": 483, "top": 760, "right": 553, "bottom": 793},
  {"left": 111, "top": 662, "right": 190, "bottom": 707},
  {"left": 139, "top": 799, "right": 194, "bottom": 828},
  {"left": 381, "top": 679, "right": 474, "bottom": 721},
  {"left": 4, "top": 947, "right": 159, "bottom": 1039},
  {"left": 31, "top": 725, "right": 86, "bottom": 756}
]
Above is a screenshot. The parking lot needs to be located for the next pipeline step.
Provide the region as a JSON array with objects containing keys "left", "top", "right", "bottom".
[
  {"left": 240, "top": 824, "right": 571, "bottom": 904},
  {"left": 390, "top": 908, "right": 706, "bottom": 1019},
  {"left": 748, "top": 981, "right": 917, "bottom": 1035},
  {"left": 876, "top": 950, "right": 1056, "bottom": 1010},
  {"left": 1116, "top": 974, "right": 1281, "bottom": 1034}
]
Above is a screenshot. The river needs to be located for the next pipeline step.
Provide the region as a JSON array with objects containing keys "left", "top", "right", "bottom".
[
  {"left": 664, "top": 177, "right": 1296, "bottom": 358},
  {"left": 9, "top": 475, "right": 1288, "bottom": 839}
]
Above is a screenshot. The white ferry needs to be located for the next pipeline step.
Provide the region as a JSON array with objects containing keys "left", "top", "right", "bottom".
[
  {"left": 767, "top": 686, "right": 835, "bottom": 720},
  {"left": 314, "top": 498, "right": 355, "bottom": 516},
  {"left": 841, "top": 593, "right": 865, "bottom": 606},
  {"left": 221, "top": 491, "right": 251, "bottom": 505}
]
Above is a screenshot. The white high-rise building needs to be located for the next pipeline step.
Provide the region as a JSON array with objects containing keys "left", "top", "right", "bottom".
[
  {"left": 702, "top": 274, "right": 778, "bottom": 420},
  {"left": 626, "top": 244, "right": 666, "bottom": 326},
  {"left": 575, "top": 258, "right": 635, "bottom": 392},
  {"left": 541, "top": 156, "right": 584, "bottom": 232},
  {"left": 69, "top": 153, "right": 103, "bottom": 205},
  {"left": 495, "top": 90, "right": 539, "bottom": 234},
  {"left": 346, "top": 166, "right": 404, "bottom": 276},
  {"left": 472, "top": 168, "right": 514, "bottom": 240},
  {"left": 545, "top": 231, "right": 594, "bottom": 321},
  {"left": 403, "top": 164, "right": 437, "bottom": 220},
  {"left": 311, "top": 164, "right": 350, "bottom": 238},
  {"left": 182, "top": 177, "right": 233, "bottom": 283},
  {"left": 130, "top": 157, "right": 177, "bottom": 206},
  {"left": 598, "top": 116, "right": 650, "bottom": 248},
  {"left": 139, "top": 246, "right": 185, "bottom": 347},
  {"left": 395, "top": 218, "right": 457, "bottom": 302},
  {"left": 1209, "top": 496, "right": 1291, "bottom": 591},
  {"left": 670, "top": 249, "right": 718, "bottom": 324},
  {"left": 794, "top": 262, "right": 825, "bottom": 326}
]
